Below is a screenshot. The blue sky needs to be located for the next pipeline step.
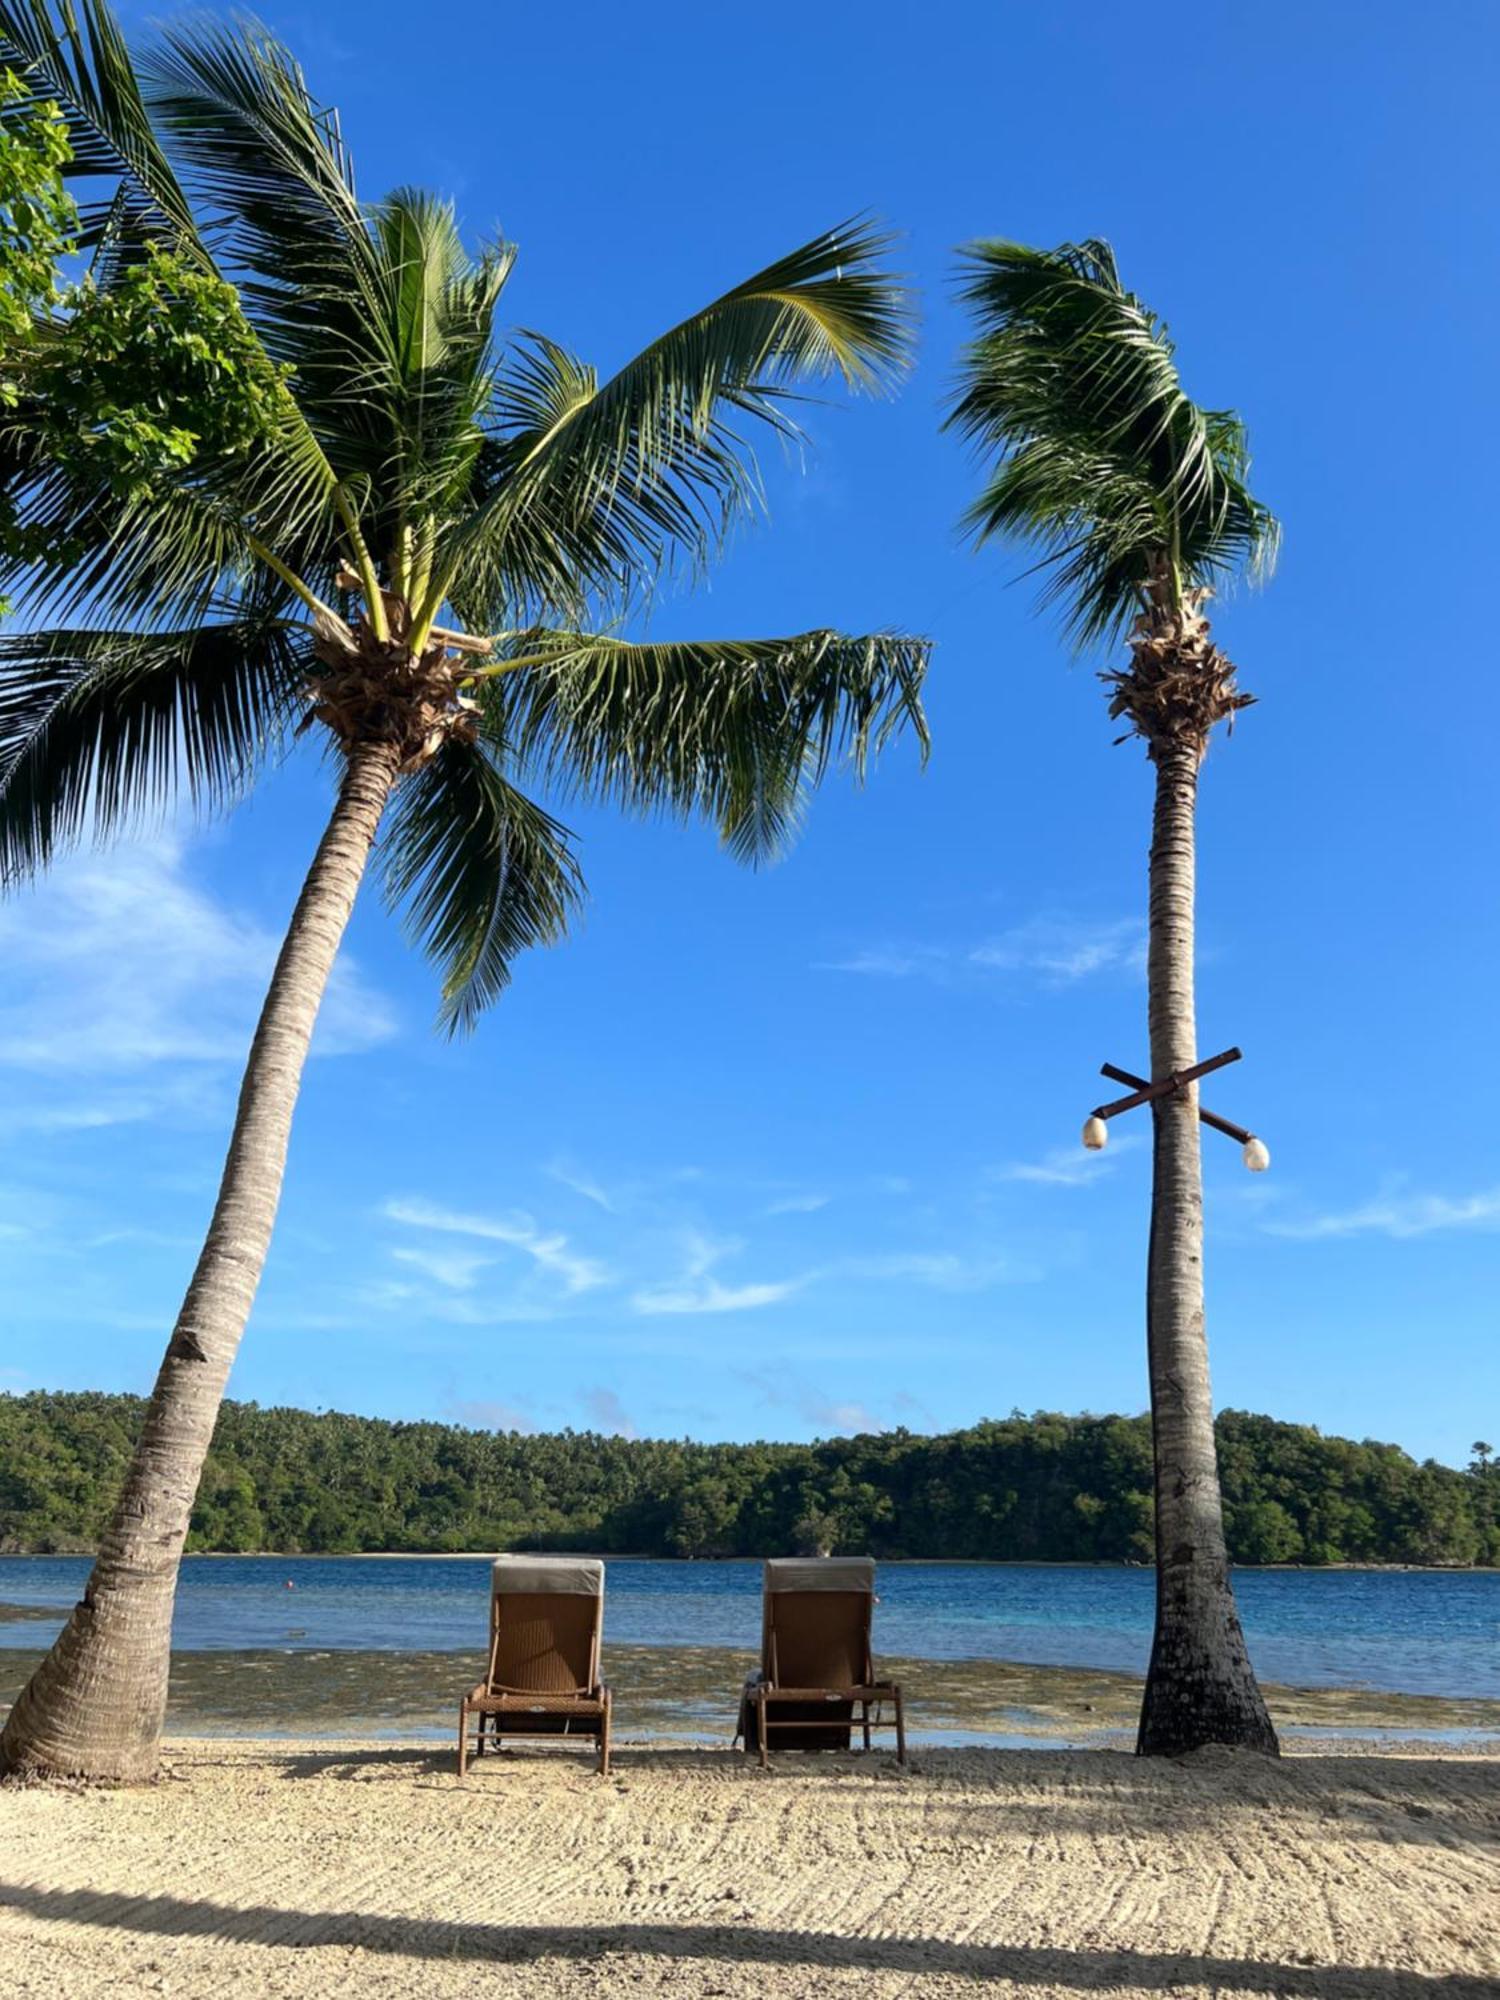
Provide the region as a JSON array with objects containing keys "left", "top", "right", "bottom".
[{"left": 3, "top": 0, "right": 1497, "bottom": 1466}]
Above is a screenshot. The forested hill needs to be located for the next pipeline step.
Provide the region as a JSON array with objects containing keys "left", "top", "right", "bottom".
[{"left": 2, "top": 1393, "right": 1496, "bottom": 1565}]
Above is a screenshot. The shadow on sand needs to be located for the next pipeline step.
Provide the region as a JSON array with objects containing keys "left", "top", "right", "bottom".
[{"left": 0, "top": 1877, "right": 1492, "bottom": 1995}]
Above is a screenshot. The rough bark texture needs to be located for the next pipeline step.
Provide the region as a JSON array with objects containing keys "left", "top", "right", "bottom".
[
  {"left": 1134, "top": 738, "right": 1279, "bottom": 1758},
  {"left": 0, "top": 740, "right": 400, "bottom": 1784}
]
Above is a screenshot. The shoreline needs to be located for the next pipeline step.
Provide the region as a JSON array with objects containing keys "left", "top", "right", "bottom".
[{"left": 6, "top": 1639, "right": 1498, "bottom": 1747}]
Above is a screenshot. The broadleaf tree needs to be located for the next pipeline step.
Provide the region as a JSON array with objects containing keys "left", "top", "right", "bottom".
[
  {"left": 949, "top": 238, "right": 1279, "bottom": 1757},
  {"left": 0, "top": 0, "right": 928, "bottom": 1782}
]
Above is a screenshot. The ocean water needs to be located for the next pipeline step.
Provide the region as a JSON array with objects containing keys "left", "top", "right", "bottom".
[{"left": 3, "top": 1557, "right": 1498, "bottom": 1699}]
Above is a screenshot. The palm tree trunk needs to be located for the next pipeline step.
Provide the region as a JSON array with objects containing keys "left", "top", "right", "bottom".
[
  {"left": 1135, "top": 739, "right": 1278, "bottom": 1757},
  {"left": 0, "top": 739, "right": 400, "bottom": 1783}
]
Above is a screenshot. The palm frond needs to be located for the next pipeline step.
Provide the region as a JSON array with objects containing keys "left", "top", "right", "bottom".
[
  {"left": 362, "top": 188, "right": 511, "bottom": 549},
  {"left": 141, "top": 17, "right": 393, "bottom": 527},
  {"left": 380, "top": 736, "right": 581, "bottom": 1032},
  {"left": 0, "top": 613, "right": 303, "bottom": 880},
  {"left": 484, "top": 624, "right": 929, "bottom": 863},
  {"left": 0, "top": 0, "right": 197, "bottom": 261},
  {"left": 449, "top": 219, "right": 914, "bottom": 621},
  {"left": 947, "top": 238, "right": 1278, "bottom": 644}
]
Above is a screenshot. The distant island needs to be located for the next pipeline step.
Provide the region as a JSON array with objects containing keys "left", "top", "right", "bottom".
[{"left": 1, "top": 1392, "right": 1495, "bottom": 1566}]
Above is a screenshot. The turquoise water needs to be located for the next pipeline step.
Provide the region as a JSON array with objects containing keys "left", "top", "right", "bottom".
[{"left": 2, "top": 1557, "right": 1497, "bottom": 1698}]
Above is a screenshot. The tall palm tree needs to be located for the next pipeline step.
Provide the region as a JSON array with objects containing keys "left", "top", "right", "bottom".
[
  {"left": 0, "top": 0, "right": 928, "bottom": 1782},
  {"left": 949, "top": 239, "right": 1278, "bottom": 1756}
]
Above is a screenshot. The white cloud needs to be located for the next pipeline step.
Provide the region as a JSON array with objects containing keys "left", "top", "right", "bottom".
[
  {"left": 969, "top": 917, "right": 1146, "bottom": 984},
  {"left": 815, "top": 947, "right": 935, "bottom": 978},
  {"left": 994, "top": 1133, "right": 1144, "bottom": 1188},
  {"left": 581, "top": 1387, "right": 636, "bottom": 1437},
  {"left": 391, "top": 1244, "right": 495, "bottom": 1291},
  {"left": 446, "top": 1398, "right": 536, "bottom": 1434},
  {"left": 741, "top": 1368, "right": 885, "bottom": 1437},
  {"left": 0, "top": 837, "right": 395, "bottom": 1076},
  {"left": 546, "top": 1162, "right": 618, "bottom": 1212},
  {"left": 631, "top": 1229, "right": 806, "bottom": 1316},
  {"left": 840, "top": 1250, "right": 1022, "bottom": 1292},
  {"left": 764, "top": 1192, "right": 830, "bottom": 1216},
  {"left": 1266, "top": 1185, "right": 1500, "bottom": 1242},
  {"left": 384, "top": 1196, "right": 611, "bottom": 1294},
  {"left": 634, "top": 1275, "right": 804, "bottom": 1315},
  {"left": 817, "top": 917, "right": 1144, "bottom": 991}
]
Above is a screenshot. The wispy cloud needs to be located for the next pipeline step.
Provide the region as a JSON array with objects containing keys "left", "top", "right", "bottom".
[
  {"left": 384, "top": 1197, "right": 611, "bottom": 1294},
  {"left": 546, "top": 1161, "right": 618, "bottom": 1212},
  {"left": 741, "top": 1368, "right": 885, "bottom": 1437},
  {"left": 818, "top": 916, "right": 1145, "bottom": 991},
  {"left": 969, "top": 917, "right": 1146, "bottom": 984},
  {"left": 581, "top": 1386, "right": 636, "bottom": 1437},
  {"left": 840, "top": 1250, "right": 1026, "bottom": 1291},
  {"left": 0, "top": 837, "right": 395, "bottom": 1076},
  {"left": 631, "top": 1231, "right": 806, "bottom": 1317},
  {"left": 446, "top": 1398, "right": 535, "bottom": 1434},
  {"left": 993, "top": 1133, "right": 1144, "bottom": 1188},
  {"left": 764, "top": 1191, "right": 831, "bottom": 1216},
  {"left": 635, "top": 1275, "right": 803, "bottom": 1315},
  {"left": 815, "top": 947, "right": 941, "bottom": 979},
  {"left": 1266, "top": 1184, "right": 1500, "bottom": 1242},
  {"left": 390, "top": 1244, "right": 495, "bottom": 1291}
]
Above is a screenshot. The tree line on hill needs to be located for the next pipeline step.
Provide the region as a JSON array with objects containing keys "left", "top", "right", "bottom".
[{"left": 1, "top": 1393, "right": 1495, "bottom": 1568}]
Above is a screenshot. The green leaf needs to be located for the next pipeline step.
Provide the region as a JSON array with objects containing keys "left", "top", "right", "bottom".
[
  {"left": 946, "top": 238, "right": 1278, "bottom": 644},
  {"left": 0, "top": 614, "right": 302, "bottom": 879},
  {"left": 451, "top": 218, "right": 916, "bottom": 622},
  {"left": 380, "top": 734, "right": 582, "bottom": 1033},
  {"left": 485, "top": 625, "right": 929, "bottom": 863}
]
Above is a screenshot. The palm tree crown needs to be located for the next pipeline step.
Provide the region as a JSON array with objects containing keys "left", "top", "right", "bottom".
[
  {"left": 0, "top": 3, "right": 927, "bottom": 1025},
  {"left": 947, "top": 238, "right": 1277, "bottom": 649}
]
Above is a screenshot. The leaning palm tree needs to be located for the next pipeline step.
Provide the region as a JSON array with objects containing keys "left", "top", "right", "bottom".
[
  {"left": 949, "top": 239, "right": 1278, "bottom": 1756},
  {"left": 0, "top": 0, "right": 927, "bottom": 1783}
]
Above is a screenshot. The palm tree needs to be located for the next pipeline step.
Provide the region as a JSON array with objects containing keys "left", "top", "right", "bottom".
[
  {"left": 948, "top": 239, "right": 1278, "bottom": 1756},
  {"left": 0, "top": 0, "right": 928, "bottom": 1782}
]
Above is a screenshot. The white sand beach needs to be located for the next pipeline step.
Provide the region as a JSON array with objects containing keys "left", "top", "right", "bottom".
[{"left": 1, "top": 1738, "right": 1496, "bottom": 1998}]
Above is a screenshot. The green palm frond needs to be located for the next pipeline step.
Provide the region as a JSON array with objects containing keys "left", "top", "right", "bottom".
[
  {"left": 140, "top": 19, "right": 392, "bottom": 539},
  {"left": 947, "top": 238, "right": 1278, "bottom": 644},
  {"left": 0, "top": 0, "right": 197, "bottom": 260},
  {"left": 484, "top": 625, "right": 929, "bottom": 863},
  {"left": 0, "top": 614, "right": 304, "bottom": 880},
  {"left": 361, "top": 189, "right": 511, "bottom": 557},
  {"left": 380, "top": 736, "right": 582, "bottom": 1033},
  {"left": 451, "top": 220, "right": 915, "bottom": 620}
]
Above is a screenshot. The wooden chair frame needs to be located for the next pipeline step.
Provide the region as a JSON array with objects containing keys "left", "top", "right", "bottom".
[
  {"left": 458, "top": 1582, "right": 612, "bottom": 1777},
  {"left": 749, "top": 1576, "right": 906, "bottom": 1769}
]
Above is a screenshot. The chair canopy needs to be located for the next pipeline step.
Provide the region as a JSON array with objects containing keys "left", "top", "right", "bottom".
[
  {"left": 490, "top": 1556, "right": 604, "bottom": 1598},
  {"left": 764, "top": 1556, "right": 875, "bottom": 1594}
]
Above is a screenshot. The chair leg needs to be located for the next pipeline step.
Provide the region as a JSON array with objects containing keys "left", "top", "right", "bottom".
[
  {"left": 599, "top": 1691, "right": 612, "bottom": 1777},
  {"left": 862, "top": 1703, "right": 872, "bottom": 1752},
  {"left": 457, "top": 1701, "right": 470, "bottom": 1779},
  {"left": 894, "top": 1685, "right": 907, "bottom": 1767},
  {"left": 757, "top": 1686, "right": 770, "bottom": 1770}
]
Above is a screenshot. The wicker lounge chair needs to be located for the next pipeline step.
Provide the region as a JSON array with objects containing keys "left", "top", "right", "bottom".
[
  {"left": 738, "top": 1556, "right": 906, "bottom": 1767},
  {"left": 458, "top": 1555, "right": 612, "bottom": 1776}
]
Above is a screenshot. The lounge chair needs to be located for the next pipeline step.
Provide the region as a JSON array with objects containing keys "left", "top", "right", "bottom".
[
  {"left": 738, "top": 1556, "right": 906, "bottom": 1768},
  {"left": 458, "top": 1555, "right": 612, "bottom": 1776}
]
